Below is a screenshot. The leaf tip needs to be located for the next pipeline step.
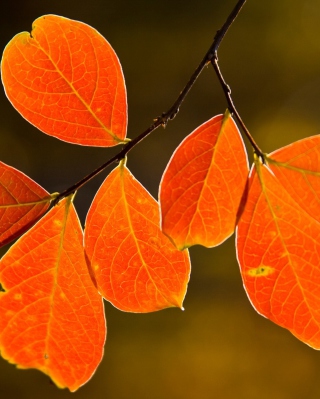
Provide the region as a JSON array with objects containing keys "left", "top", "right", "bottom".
[{"left": 168, "top": 293, "right": 186, "bottom": 311}]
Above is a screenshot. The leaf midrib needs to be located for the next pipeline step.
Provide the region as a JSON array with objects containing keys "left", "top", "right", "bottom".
[{"left": 28, "top": 26, "right": 121, "bottom": 143}]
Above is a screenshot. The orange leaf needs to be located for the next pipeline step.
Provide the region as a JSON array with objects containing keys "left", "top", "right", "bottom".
[
  {"left": 0, "top": 197, "right": 106, "bottom": 391},
  {"left": 1, "top": 15, "right": 127, "bottom": 147},
  {"left": 85, "top": 162, "right": 191, "bottom": 313},
  {"left": 237, "top": 136, "right": 320, "bottom": 348},
  {"left": 0, "top": 161, "right": 50, "bottom": 247},
  {"left": 160, "top": 111, "right": 249, "bottom": 249}
]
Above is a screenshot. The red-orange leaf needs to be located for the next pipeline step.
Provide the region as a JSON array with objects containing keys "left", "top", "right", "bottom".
[
  {"left": 1, "top": 15, "right": 127, "bottom": 147},
  {"left": 160, "top": 111, "right": 249, "bottom": 250},
  {"left": 85, "top": 162, "right": 191, "bottom": 313},
  {"left": 0, "top": 161, "right": 50, "bottom": 247},
  {"left": 237, "top": 136, "right": 320, "bottom": 348},
  {"left": 0, "top": 197, "right": 106, "bottom": 391}
]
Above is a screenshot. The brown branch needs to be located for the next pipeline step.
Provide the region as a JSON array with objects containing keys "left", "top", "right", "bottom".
[
  {"left": 211, "top": 54, "right": 265, "bottom": 161},
  {"left": 52, "top": 0, "right": 251, "bottom": 205}
]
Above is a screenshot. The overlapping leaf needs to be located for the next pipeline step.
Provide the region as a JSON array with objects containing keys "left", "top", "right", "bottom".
[
  {"left": 85, "top": 162, "right": 191, "bottom": 313},
  {"left": 160, "top": 111, "right": 249, "bottom": 250},
  {"left": 0, "top": 197, "right": 106, "bottom": 391},
  {"left": 1, "top": 15, "right": 127, "bottom": 146},
  {"left": 237, "top": 136, "right": 320, "bottom": 348},
  {"left": 0, "top": 161, "right": 51, "bottom": 247}
]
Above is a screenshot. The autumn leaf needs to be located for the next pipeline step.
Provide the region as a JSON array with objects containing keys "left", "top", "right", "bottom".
[
  {"left": 160, "top": 111, "right": 249, "bottom": 250},
  {"left": 237, "top": 136, "right": 320, "bottom": 348},
  {"left": 0, "top": 197, "right": 106, "bottom": 391},
  {"left": 0, "top": 161, "right": 51, "bottom": 247},
  {"left": 85, "top": 162, "right": 191, "bottom": 313},
  {"left": 1, "top": 15, "right": 127, "bottom": 147}
]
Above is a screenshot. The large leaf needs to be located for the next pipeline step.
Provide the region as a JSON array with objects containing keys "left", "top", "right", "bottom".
[
  {"left": 85, "top": 162, "right": 191, "bottom": 313},
  {"left": 160, "top": 111, "right": 249, "bottom": 250},
  {"left": 0, "top": 197, "right": 106, "bottom": 391},
  {"left": 1, "top": 15, "right": 127, "bottom": 147},
  {"left": 0, "top": 161, "right": 51, "bottom": 247},
  {"left": 237, "top": 136, "right": 320, "bottom": 348}
]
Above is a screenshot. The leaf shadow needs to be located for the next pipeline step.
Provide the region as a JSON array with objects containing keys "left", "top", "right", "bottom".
[
  {"left": 235, "top": 176, "right": 249, "bottom": 227},
  {"left": 84, "top": 251, "right": 98, "bottom": 290}
]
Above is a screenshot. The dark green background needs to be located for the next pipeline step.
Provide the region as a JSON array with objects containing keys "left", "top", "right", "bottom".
[{"left": 1, "top": 0, "right": 320, "bottom": 398}]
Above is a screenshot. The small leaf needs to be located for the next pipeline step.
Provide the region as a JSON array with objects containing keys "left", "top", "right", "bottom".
[
  {"left": 85, "top": 162, "right": 191, "bottom": 313},
  {"left": 160, "top": 111, "right": 249, "bottom": 249},
  {"left": 237, "top": 136, "right": 320, "bottom": 349},
  {"left": 1, "top": 15, "right": 127, "bottom": 147},
  {"left": 0, "top": 161, "right": 50, "bottom": 247},
  {"left": 0, "top": 197, "right": 106, "bottom": 391}
]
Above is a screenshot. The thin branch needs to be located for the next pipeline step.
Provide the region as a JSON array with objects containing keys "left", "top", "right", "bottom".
[
  {"left": 207, "top": 0, "right": 264, "bottom": 160},
  {"left": 52, "top": 0, "right": 251, "bottom": 205},
  {"left": 211, "top": 57, "right": 264, "bottom": 160}
]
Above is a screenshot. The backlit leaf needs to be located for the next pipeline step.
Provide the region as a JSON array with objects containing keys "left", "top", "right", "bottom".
[
  {"left": 160, "top": 111, "right": 249, "bottom": 250},
  {"left": 85, "top": 162, "right": 191, "bottom": 313},
  {"left": 1, "top": 15, "right": 127, "bottom": 147},
  {"left": 0, "top": 161, "right": 51, "bottom": 247},
  {"left": 0, "top": 197, "right": 106, "bottom": 391},
  {"left": 237, "top": 136, "right": 320, "bottom": 348}
]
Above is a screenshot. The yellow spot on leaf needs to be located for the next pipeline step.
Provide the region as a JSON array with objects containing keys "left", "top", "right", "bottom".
[
  {"left": 60, "top": 292, "right": 66, "bottom": 300},
  {"left": 247, "top": 265, "right": 275, "bottom": 277},
  {"left": 94, "top": 264, "right": 99, "bottom": 271},
  {"left": 6, "top": 310, "right": 15, "bottom": 318},
  {"left": 137, "top": 197, "right": 146, "bottom": 205},
  {"left": 14, "top": 293, "right": 22, "bottom": 300},
  {"left": 267, "top": 230, "right": 277, "bottom": 239}
]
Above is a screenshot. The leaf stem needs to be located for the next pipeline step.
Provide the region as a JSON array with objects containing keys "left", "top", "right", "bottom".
[
  {"left": 207, "top": 0, "right": 264, "bottom": 161},
  {"left": 52, "top": 0, "right": 254, "bottom": 205},
  {"left": 211, "top": 53, "right": 265, "bottom": 161}
]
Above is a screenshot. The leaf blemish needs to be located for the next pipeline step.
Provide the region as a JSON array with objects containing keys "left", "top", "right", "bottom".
[
  {"left": 247, "top": 265, "right": 275, "bottom": 277},
  {"left": 54, "top": 219, "right": 62, "bottom": 227},
  {"left": 148, "top": 237, "right": 161, "bottom": 249},
  {"left": 93, "top": 264, "right": 99, "bottom": 271}
]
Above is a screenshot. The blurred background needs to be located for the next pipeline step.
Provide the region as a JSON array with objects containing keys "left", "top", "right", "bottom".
[{"left": 1, "top": 0, "right": 320, "bottom": 398}]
